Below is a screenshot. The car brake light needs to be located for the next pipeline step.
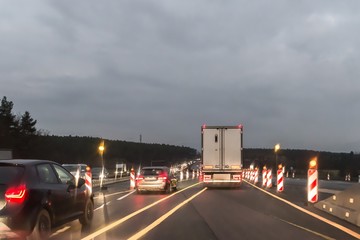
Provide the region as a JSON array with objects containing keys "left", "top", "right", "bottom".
[
  {"left": 136, "top": 175, "right": 144, "bottom": 181},
  {"left": 5, "top": 184, "right": 27, "bottom": 204},
  {"left": 158, "top": 173, "right": 168, "bottom": 180}
]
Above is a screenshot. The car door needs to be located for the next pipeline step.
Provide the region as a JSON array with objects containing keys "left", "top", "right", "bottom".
[
  {"left": 36, "top": 163, "right": 73, "bottom": 223},
  {"left": 52, "top": 164, "right": 85, "bottom": 217}
]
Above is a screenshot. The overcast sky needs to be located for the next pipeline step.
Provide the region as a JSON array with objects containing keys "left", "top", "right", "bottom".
[{"left": 1, "top": 1, "right": 360, "bottom": 152}]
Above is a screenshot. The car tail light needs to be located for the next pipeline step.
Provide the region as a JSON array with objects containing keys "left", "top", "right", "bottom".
[
  {"left": 158, "top": 173, "right": 168, "bottom": 180},
  {"left": 5, "top": 184, "right": 27, "bottom": 204},
  {"left": 136, "top": 175, "right": 144, "bottom": 181}
]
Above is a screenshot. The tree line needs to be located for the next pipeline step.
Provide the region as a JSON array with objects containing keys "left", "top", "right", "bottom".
[
  {"left": 0, "top": 96, "right": 197, "bottom": 168},
  {"left": 1, "top": 96, "right": 359, "bottom": 177}
]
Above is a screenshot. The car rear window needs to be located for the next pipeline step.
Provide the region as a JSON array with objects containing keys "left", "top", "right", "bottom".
[
  {"left": 142, "top": 168, "right": 165, "bottom": 175},
  {"left": 0, "top": 165, "right": 25, "bottom": 184}
]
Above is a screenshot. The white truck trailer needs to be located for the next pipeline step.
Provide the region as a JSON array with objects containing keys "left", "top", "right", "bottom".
[{"left": 201, "top": 125, "right": 243, "bottom": 187}]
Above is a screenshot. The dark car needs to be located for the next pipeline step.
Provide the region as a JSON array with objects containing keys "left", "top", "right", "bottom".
[
  {"left": 136, "top": 166, "right": 177, "bottom": 193},
  {"left": 0, "top": 159, "right": 94, "bottom": 239}
]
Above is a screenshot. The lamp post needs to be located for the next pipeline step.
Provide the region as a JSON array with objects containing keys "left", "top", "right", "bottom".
[
  {"left": 274, "top": 143, "right": 280, "bottom": 171},
  {"left": 98, "top": 141, "right": 106, "bottom": 190}
]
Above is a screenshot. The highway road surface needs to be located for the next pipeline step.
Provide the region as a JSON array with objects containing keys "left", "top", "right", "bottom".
[{"left": 49, "top": 177, "right": 360, "bottom": 240}]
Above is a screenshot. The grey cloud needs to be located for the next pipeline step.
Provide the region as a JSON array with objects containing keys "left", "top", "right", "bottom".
[{"left": 1, "top": 0, "right": 360, "bottom": 152}]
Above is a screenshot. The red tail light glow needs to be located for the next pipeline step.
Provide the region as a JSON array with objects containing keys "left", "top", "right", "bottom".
[
  {"left": 136, "top": 175, "right": 144, "bottom": 181},
  {"left": 158, "top": 173, "right": 168, "bottom": 180},
  {"left": 5, "top": 184, "right": 27, "bottom": 204}
]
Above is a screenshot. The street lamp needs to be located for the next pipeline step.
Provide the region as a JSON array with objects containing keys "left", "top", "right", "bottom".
[
  {"left": 274, "top": 143, "right": 280, "bottom": 170},
  {"left": 98, "top": 140, "right": 107, "bottom": 190}
]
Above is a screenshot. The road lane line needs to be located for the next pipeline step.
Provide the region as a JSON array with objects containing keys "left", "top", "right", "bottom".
[
  {"left": 81, "top": 182, "right": 202, "bottom": 240},
  {"left": 275, "top": 217, "right": 335, "bottom": 240},
  {"left": 50, "top": 226, "right": 71, "bottom": 238},
  {"left": 128, "top": 187, "right": 207, "bottom": 240},
  {"left": 94, "top": 189, "right": 134, "bottom": 199},
  {"left": 94, "top": 201, "right": 111, "bottom": 211},
  {"left": 244, "top": 180, "right": 360, "bottom": 239},
  {"left": 117, "top": 190, "right": 136, "bottom": 200}
]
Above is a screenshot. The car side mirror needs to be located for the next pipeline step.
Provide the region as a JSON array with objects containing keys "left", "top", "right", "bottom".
[
  {"left": 77, "top": 178, "right": 86, "bottom": 187},
  {"left": 67, "top": 181, "right": 76, "bottom": 191}
]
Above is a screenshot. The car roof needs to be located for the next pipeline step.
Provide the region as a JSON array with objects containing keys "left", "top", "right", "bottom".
[{"left": 0, "top": 159, "right": 56, "bottom": 165}]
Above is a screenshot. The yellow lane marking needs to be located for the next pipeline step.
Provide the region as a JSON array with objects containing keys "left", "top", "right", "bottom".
[
  {"left": 244, "top": 180, "right": 360, "bottom": 239},
  {"left": 81, "top": 182, "right": 202, "bottom": 240},
  {"left": 276, "top": 217, "right": 335, "bottom": 240},
  {"left": 128, "top": 187, "right": 207, "bottom": 240}
]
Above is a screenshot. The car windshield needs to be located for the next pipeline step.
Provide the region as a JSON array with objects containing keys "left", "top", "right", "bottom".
[{"left": 0, "top": 165, "right": 25, "bottom": 185}]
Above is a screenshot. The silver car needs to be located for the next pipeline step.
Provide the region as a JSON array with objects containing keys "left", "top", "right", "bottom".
[{"left": 136, "top": 166, "right": 177, "bottom": 193}]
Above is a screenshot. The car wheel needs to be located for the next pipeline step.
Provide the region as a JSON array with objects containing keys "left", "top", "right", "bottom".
[
  {"left": 28, "top": 209, "right": 51, "bottom": 240},
  {"left": 79, "top": 199, "right": 94, "bottom": 226}
]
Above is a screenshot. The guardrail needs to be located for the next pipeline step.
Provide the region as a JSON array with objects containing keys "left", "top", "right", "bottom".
[{"left": 92, "top": 176, "right": 130, "bottom": 188}]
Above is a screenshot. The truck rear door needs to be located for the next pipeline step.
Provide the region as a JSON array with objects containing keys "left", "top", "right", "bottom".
[
  {"left": 202, "top": 128, "right": 221, "bottom": 169},
  {"left": 223, "top": 128, "right": 242, "bottom": 170}
]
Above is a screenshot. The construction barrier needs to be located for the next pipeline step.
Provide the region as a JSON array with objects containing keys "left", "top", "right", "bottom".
[
  {"left": 277, "top": 169, "right": 284, "bottom": 192},
  {"left": 85, "top": 167, "right": 92, "bottom": 194},
  {"left": 254, "top": 169, "right": 259, "bottom": 184},
  {"left": 266, "top": 170, "right": 272, "bottom": 188},
  {"left": 262, "top": 168, "right": 267, "bottom": 187},
  {"left": 130, "top": 168, "right": 135, "bottom": 190},
  {"left": 307, "top": 169, "right": 318, "bottom": 203}
]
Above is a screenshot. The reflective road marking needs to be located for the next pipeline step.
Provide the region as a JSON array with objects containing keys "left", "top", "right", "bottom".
[
  {"left": 117, "top": 190, "right": 136, "bottom": 200},
  {"left": 128, "top": 187, "right": 207, "bottom": 240},
  {"left": 81, "top": 182, "right": 202, "bottom": 240}
]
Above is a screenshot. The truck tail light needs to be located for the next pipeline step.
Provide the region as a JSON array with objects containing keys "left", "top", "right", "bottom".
[{"left": 5, "top": 184, "right": 28, "bottom": 204}]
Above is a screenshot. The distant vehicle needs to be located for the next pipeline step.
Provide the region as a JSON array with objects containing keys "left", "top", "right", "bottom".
[
  {"left": 136, "top": 166, "right": 177, "bottom": 193},
  {"left": 62, "top": 163, "right": 89, "bottom": 180},
  {"left": 115, "top": 163, "right": 128, "bottom": 177},
  {"left": 91, "top": 167, "right": 109, "bottom": 179},
  {"left": 201, "top": 125, "right": 243, "bottom": 187},
  {"left": 0, "top": 159, "right": 94, "bottom": 239}
]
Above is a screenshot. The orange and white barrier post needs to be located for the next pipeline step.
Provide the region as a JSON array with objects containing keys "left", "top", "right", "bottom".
[
  {"left": 307, "top": 158, "right": 318, "bottom": 203},
  {"left": 262, "top": 167, "right": 267, "bottom": 187},
  {"left": 130, "top": 168, "right": 135, "bottom": 190},
  {"left": 251, "top": 170, "right": 255, "bottom": 182},
  {"left": 254, "top": 168, "right": 259, "bottom": 184},
  {"left": 85, "top": 166, "right": 92, "bottom": 194},
  {"left": 266, "top": 169, "right": 272, "bottom": 188},
  {"left": 277, "top": 167, "right": 284, "bottom": 192}
]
